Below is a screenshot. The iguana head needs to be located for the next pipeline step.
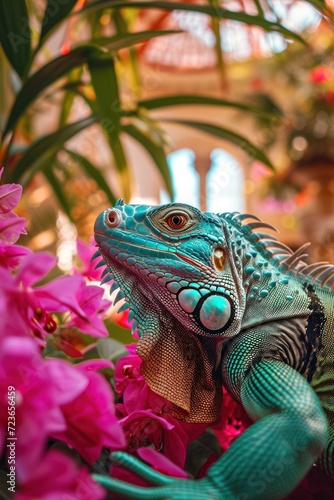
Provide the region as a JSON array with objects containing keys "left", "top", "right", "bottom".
[
  {"left": 94, "top": 201, "right": 247, "bottom": 422},
  {"left": 95, "top": 202, "right": 246, "bottom": 336}
]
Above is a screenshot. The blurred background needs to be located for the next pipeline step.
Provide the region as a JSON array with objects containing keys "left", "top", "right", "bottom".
[{"left": 1, "top": 0, "right": 334, "bottom": 273}]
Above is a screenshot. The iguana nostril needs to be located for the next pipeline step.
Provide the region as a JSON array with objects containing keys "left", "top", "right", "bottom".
[{"left": 105, "top": 208, "right": 122, "bottom": 228}]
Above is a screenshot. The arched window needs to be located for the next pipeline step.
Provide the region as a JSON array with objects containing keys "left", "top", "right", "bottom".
[
  {"left": 160, "top": 148, "right": 200, "bottom": 208},
  {"left": 206, "top": 148, "right": 245, "bottom": 213}
]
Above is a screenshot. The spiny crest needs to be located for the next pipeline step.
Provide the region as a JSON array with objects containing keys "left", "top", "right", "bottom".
[
  {"left": 220, "top": 212, "right": 334, "bottom": 290},
  {"left": 115, "top": 198, "right": 125, "bottom": 207},
  {"left": 92, "top": 247, "right": 139, "bottom": 334}
]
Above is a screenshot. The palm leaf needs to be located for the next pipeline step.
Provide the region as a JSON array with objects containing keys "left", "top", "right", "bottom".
[
  {"left": 138, "top": 94, "right": 280, "bottom": 119},
  {"left": 163, "top": 119, "right": 274, "bottom": 170},
  {"left": 64, "top": 149, "right": 117, "bottom": 205},
  {"left": 0, "top": 0, "right": 31, "bottom": 79},
  {"left": 82, "top": 1, "right": 306, "bottom": 44},
  {"left": 90, "top": 29, "right": 180, "bottom": 50},
  {"left": 39, "top": 0, "right": 78, "bottom": 48},
  {"left": 10, "top": 116, "right": 97, "bottom": 185},
  {"left": 88, "top": 51, "right": 131, "bottom": 200},
  {"left": 42, "top": 163, "right": 74, "bottom": 221},
  {"left": 3, "top": 31, "right": 179, "bottom": 138}
]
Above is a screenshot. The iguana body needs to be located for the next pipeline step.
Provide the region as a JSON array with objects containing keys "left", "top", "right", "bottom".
[{"left": 93, "top": 201, "right": 333, "bottom": 498}]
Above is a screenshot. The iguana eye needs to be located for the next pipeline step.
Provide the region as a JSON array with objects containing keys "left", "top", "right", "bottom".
[
  {"left": 105, "top": 208, "right": 122, "bottom": 228},
  {"left": 149, "top": 206, "right": 197, "bottom": 233},
  {"left": 166, "top": 213, "right": 188, "bottom": 229}
]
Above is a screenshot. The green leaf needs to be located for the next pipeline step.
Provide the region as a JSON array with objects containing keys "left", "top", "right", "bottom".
[
  {"left": 97, "top": 338, "right": 128, "bottom": 361},
  {"left": 3, "top": 45, "right": 96, "bottom": 138},
  {"left": 0, "top": 0, "right": 31, "bottom": 79},
  {"left": 138, "top": 94, "right": 279, "bottom": 119},
  {"left": 42, "top": 163, "right": 74, "bottom": 221},
  {"left": 83, "top": 1, "right": 306, "bottom": 44},
  {"left": 64, "top": 149, "right": 117, "bottom": 206},
  {"left": 123, "top": 123, "right": 173, "bottom": 198},
  {"left": 3, "top": 31, "right": 178, "bottom": 138},
  {"left": 88, "top": 51, "right": 131, "bottom": 201},
  {"left": 11, "top": 115, "right": 97, "bottom": 185},
  {"left": 39, "top": 0, "right": 78, "bottom": 47},
  {"left": 58, "top": 68, "right": 84, "bottom": 128},
  {"left": 90, "top": 29, "right": 180, "bottom": 51},
  {"left": 208, "top": 0, "right": 227, "bottom": 89},
  {"left": 164, "top": 118, "right": 274, "bottom": 170},
  {"left": 185, "top": 428, "right": 221, "bottom": 478},
  {"left": 88, "top": 53, "right": 121, "bottom": 133}
]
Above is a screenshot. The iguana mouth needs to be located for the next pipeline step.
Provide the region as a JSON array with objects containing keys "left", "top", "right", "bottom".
[{"left": 95, "top": 229, "right": 214, "bottom": 275}]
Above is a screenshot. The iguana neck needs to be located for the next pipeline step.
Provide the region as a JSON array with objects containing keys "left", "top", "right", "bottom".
[{"left": 239, "top": 251, "right": 309, "bottom": 331}]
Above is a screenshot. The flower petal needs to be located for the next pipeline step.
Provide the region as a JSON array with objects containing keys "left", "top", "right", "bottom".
[
  {"left": 15, "top": 252, "right": 57, "bottom": 287},
  {"left": 0, "top": 182, "right": 22, "bottom": 213},
  {"left": 137, "top": 447, "right": 188, "bottom": 478},
  {"left": 0, "top": 212, "right": 26, "bottom": 244}
]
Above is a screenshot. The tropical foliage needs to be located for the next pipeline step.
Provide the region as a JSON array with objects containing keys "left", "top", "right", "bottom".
[{"left": 0, "top": 0, "right": 330, "bottom": 220}]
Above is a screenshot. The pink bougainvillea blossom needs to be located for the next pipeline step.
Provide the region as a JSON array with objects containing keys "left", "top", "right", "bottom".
[
  {"left": 119, "top": 409, "right": 188, "bottom": 468},
  {"left": 52, "top": 359, "right": 125, "bottom": 463},
  {"left": 110, "top": 446, "right": 188, "bottom": 488},
  {"left": 63, "top": 279, "right": 110, "bottom": 337},
  {"left": 113, "top": 343, "right": 205, "bottom": 469},
  {"left": 0, "top": 174, "right": 22, "bottom": 214},
  {"left": 1, "top": 252, "right": 60, "bottom": 341},
  {"left": 40, "top": 273, "right": 110, "bottom": 337},
  {"left": 73, "top": 238, "right": 105, "bottom": 281},
  {"left": 0, "top": 211, "right": 27, "bottom": 244},
  {"left": 212, "top": 388, "right": 251, "bottom": 453},
  {"left": 137, "top": 446, "right": 188, "bottom": 478},
  {"left": 16, "top": 449, "right": 105, "bottom": 500},
  {"left": 0, "top": 167, "right": 27, "bottom": 245},
  {"left": 0, "top": 336, "right": 88, "bottom": 482},
  {"left": 0, "top": 243, "right": 30, "bottom": 269},
  {"left": 1, "top": 251, "right": 110, "bottom": 342},
  {"left": 114, "top": 343, "right": 174, "bottom": 416}
]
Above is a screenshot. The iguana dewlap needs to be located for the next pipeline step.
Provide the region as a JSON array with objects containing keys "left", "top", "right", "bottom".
[{"left": 94, "top": 201, "right": 334, "bottom": 499}]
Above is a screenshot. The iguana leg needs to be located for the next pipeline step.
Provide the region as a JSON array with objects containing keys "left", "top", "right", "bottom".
[
  {"left": 94, "top": 359, "right": 328, "bottom": 499},
  {"left": 206, "top": 358, "right": 328, "bottom": 499}
]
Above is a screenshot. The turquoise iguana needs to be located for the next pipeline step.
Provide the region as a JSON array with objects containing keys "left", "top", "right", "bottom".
[{"left": 93, "top": 200, "right": 333, "bottom": 499}]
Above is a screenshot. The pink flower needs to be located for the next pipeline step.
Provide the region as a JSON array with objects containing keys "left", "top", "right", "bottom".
[
  {"left": 40, "top": 273, "right": 110, "bottom": 337},
  {"left": 137, "top": 447, "right": 188, "bottom": 478},
  {"left": 212, "top": 388, "right": 251, "bottom": 453},
  {"left": 52, "top": 359, "right": 126, "bottom": 463},
  {"left": 0, "top": 243, "right": 30, "bottom": 269},
  {"left": 119, "top": 409, "right": 188, "bottom": 467},
  {"left": 1, "top": 252, "right": 60, "bottom": 341},
  {"left": 73, "top": 238, "right": 105, "bottom": 281},
  {"left": 0, "top": 167, "right": 26, "bottom": 245},
  {"left": 16, "top": 449, "right": 105, "bottom": 500},
  {"left": 110, "top": 446, "right": 188, "bottom": 488},
  {"left": 114, "top": 344, "right": 207, "bottom": 469},
  {"left": 0, "top": 171, "right": 22, "bottom": 213},
  {"left": 114, "top": 344, "right": 170, "bottom": 414},
  {"left": 63, "top": 279, "right": 110, "bottom": 337},
  {"left": 0, "top": 211, "right": 26, "bottom": 244},
  {"left": 0, "top": 337, "right": 87, "bottom": 482},
  {"left": 1, "top": 252, "right": 110, "bottom": 342}
]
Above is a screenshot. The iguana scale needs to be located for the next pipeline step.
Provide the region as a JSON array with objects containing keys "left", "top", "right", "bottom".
[{"left": 93, "top": 201, "right": 333, "bottom": 499}]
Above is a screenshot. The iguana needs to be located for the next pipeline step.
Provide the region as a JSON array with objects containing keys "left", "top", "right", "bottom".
[{"left": 93, "top": 200, "right": 334, "bottom": 499}]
